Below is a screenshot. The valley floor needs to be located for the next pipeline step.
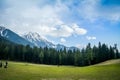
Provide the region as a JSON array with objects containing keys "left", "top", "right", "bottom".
[{"left": 0, "top": 59, "right": 120, "bottom": 80}]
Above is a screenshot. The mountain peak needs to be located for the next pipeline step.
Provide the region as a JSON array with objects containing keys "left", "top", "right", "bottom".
[
  {"left": 0, "top": 26, "right": 6, "bottom": 31},
  {"left": 23, "top": 32, "right": 46, "bottom": 41},
  {"left": 27, "top": 32, "right": 39, "bottom": 36},
  {"left": 22, "top": 32, "right": 55, "bottom": 48}
]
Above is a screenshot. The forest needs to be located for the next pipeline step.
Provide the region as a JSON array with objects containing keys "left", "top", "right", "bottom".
[{"left": 0, "top": 37, "right": 120, "bottom": 66}]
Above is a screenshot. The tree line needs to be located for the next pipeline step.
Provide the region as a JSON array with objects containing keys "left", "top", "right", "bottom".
[{"left": 0, "top": 37, "right": 120, "bottom": 66}]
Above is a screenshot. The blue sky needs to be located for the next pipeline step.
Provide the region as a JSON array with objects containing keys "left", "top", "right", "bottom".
[{"left": 0, "top": 0, "right": 120, "bottom": 49}]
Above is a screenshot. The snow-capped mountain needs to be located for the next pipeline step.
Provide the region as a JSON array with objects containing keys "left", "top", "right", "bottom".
[
  {"left": 22, "top": 32, "right": 78, "bottom": 50},
  {"left": 22, "top": 32, "right": 55, "bottom": 48},
  {"left": 0, "top": 26, "right": 34, "bottom": 46},
  {"left": 0, "top": 26, "right": 78, "bottom": 51}
]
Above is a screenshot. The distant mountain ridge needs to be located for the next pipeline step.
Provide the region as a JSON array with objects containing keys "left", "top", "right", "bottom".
[
  {"left": 0, "top": 26, "right": 34, "bottom": 46},
  {"left": 0, "top": 26, "right": 78, "bottom": 50}
]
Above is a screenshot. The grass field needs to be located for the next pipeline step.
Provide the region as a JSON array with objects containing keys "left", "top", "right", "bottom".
[{"left": 0, "top": 59, "right": 120, "bottom": 80}]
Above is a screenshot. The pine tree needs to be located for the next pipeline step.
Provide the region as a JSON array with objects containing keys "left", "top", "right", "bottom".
[{"left": 86, "top": 43, "right": 93, "bottom": 65}]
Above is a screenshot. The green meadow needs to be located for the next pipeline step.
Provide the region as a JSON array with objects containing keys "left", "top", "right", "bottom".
[{"left": 0, "top": 59, "right": 120, "bottom": 80}]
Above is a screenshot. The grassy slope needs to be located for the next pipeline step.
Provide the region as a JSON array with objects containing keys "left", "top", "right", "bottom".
[{"left": 0, "top": 59, "right": 120, "bottom": 80}]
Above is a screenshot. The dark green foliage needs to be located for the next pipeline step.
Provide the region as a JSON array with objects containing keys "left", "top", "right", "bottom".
[
  {"left": 0, "top": 37, "right": 120, "bottom": 66},
  {"left": 0, "top": 61, "right": 2, "bottom": 67}
]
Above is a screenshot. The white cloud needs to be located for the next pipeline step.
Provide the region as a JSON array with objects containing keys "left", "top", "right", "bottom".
[
  {"left": 1, "top": 0, "right": 120, "bottom": 34},
  {"left": 77, "top": 0, "right": 99, "bottom": 22},
  {"left": 0, "top": 0, "right": 91, "bottom": 38},
  {"left": 0, "top": 1, "right": 64, "bottom": 35},
  {"left": 41, "top": 24, "right": 87, "bottom": 37},
  {"left": 39, "top": 24, "right": 74, "bottom": 37},
  {"left": 78, "top": 0, "right": 120, "bottom": 22},
  {"left": 0, "top": 0, "right": 88, "bottom": 38},
  {"left": 86, "top": 36, "right": 96, "bottom": 40},
  {"left": 72, "top": 24, "right": 87, "bottom": 35},
  {"left": 60, "top": 38, "right": 66, "bottom": 43}
]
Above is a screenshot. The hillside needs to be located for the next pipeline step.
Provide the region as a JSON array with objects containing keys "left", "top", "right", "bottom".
[
  {"left": 95, "top": 59, "right": 120, "bottom": 66},
  {"left": 0, "top": 59, "right": 120, "bottom": 80}
]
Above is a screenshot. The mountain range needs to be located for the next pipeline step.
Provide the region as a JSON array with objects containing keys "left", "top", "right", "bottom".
[
  {"left": 22, "top": 32, "right": 55, "bottom": 48},
  {"left": 0, "top": 26, "right": 78, "bottom": 50}
]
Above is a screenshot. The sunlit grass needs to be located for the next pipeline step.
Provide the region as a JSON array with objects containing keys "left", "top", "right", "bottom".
[{"left": 0, "top": 59, "right": 120, "bottom": 80}]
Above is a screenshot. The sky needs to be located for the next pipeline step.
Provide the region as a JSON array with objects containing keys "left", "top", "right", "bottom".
[{"left": 0, "top": 0, "right": 120, "bottom": 49}]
